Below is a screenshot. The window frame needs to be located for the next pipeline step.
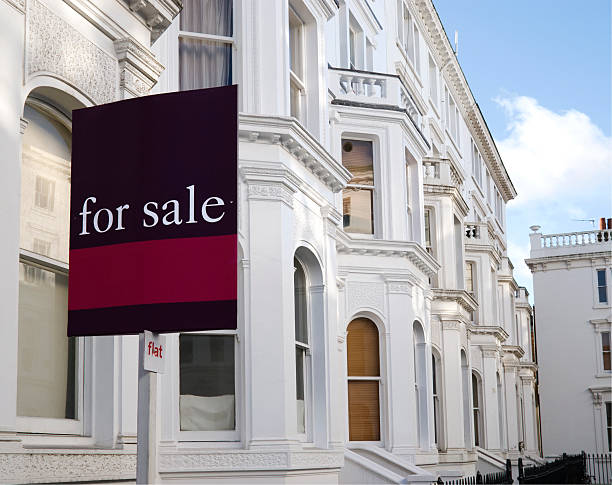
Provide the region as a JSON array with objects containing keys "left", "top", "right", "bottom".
[
  {"left": 596, "top": 269, "right": 609, "bottom": 304},
  {"left": 178, "top": 0, "right": 235, "bottom": 91},
  {"left": 294, "top": 256, "right": 313, "bottom": 441},
  {"left": 177, "top": 329, "right": 241, "bottom": 442},
  {"left": 397, "top": 0, "right": 421, "bottom": 78},
  {"left": 289, "top": 5, "right": 306, "bottom": 123},
  {"left": 472, "top": 371, "right": 484, "bottom": 447},
  {"left": 346, "top": 318, "right": 383, "bottom": 445},
  {"left": 17, "top": 98, "right": 84, "bottom": 436},
  {"left": 341, "top": 136, "right": 379, "bottom": 237},
  {"left": 602, "top": 331, "right": 611, "bottom": 373}
]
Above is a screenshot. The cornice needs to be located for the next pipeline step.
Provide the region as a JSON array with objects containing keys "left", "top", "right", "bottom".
[
  {"left": 239, "top": 114, "right": 351, "bottom": 193},
  {"left": 336, "top": 232, "right": 440, "bottom": 278},
  {"left": 120, "top": 0, "right": 182, "bottom": 43},
  {"left": 502, "top": 345, "right": 525, "bottom": 359},
  {"left": 468, "top": 324, "right": 509, "bottom": 342},
  {"left": 413, "top": 0, "right": 517, "bottom": 202},
  {"left": 526, "top": 251, "right": 612, "bottom": 272},
  {"left": 423, "top": 184, "right": 469, "bottom": 217},
  {"left": 114, "top": 37, "right": 164, "bottom": 98},
  {"left": 432, "top": 289, "right": 477, "bottom": 313}
]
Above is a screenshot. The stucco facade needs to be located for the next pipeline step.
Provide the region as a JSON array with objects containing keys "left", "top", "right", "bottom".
[
  {"left": 0, "top": 0, "right": 540, "bottom": 482},
  {"left": 527, "top": 225, "right": 612, "bottom": 457}
]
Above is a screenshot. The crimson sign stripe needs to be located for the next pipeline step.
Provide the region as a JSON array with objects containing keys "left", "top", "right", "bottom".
[{"left": 68, "top": 234, "right": 237, "bottom": 310}]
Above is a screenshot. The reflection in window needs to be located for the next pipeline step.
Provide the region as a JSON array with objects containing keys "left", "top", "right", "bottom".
[
  {"left": 342, "top": 140, "right": 374, "bottom": 234},
  {"left": 179, "top": 0, "right": 233, "bottom": 90},
  {"left": 17, "top": 101, "right": 76, "bottom": 420},
  {"left": 294, "top": 258, "right": 309, "bottom": 435},
  {"left": 179, "top": 334, "right": 236, "bottom": 431}
]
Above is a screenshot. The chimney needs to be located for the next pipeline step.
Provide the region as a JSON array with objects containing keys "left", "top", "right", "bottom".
[
  {"left": 599, "top": 217, "right": 606, "bottom": 230},
  {"left": 607, "top": 218, "right": 612, "bottom": 230}
]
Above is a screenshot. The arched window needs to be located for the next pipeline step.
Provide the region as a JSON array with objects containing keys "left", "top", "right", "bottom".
[
  {"left": 461, "top": 350, "right": 471, "bottom": 449},
  {"left": 294, "top": 257, "right": 310, "bottom": 436},
  {"left": 17, "top": 96, "right": 80, "bottom": 433},
  {"left": 472, "top": 372, "right": 483, "bottom": 447},
  {"left": 432, "top": 351, "right": 443, "bottom": 450},
  {"left": 347, "top": 318, "right": 380, "bottom": 441},
  {"left": 413, "top": 321, "right": 428, "bottom": 448}
]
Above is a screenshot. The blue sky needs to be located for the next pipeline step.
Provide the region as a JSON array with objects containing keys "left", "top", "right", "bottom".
[{"left": 433, "top": 0, "right": 612, "bottom": 297}]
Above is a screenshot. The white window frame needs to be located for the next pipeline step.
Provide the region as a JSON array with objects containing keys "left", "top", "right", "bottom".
[
  {"left": 589, "top": 319, "right": 612, "bottom": 377},
  {"left": 17, "top": 99, "right": 84, "bottom": 436},
  {"left": 341, "top": 136, "right": 379, "bottom": 238},
  {"left": 177, "top": 329, "right": 240, "bottom": 442},
  {"left": 346, "top": 318, "right": 384, "bottom": 445},
  {"left": 178, "top": 0, "right": 235, "bottom": 90},
  {"left": 397, "top": 0, "right": 421, "bottom": 78},
  {"left": 428, "top": 54, "right": 439, "bottom": 113},
  {"left": 289, "top": 5, "right": 306, "bottom": 123},
  {"left": 294, "top": 257, "right": 313, "bottom": 442}
]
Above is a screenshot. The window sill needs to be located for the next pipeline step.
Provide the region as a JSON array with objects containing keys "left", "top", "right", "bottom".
[
  {"left": 445, "top": 127, "right": 461, "bottom": 156},
  {"left": 19, "top": 434, "right": 95, "bottom": 449},
  {"left": 595, "top": 372, "right": 612, "bottom": 379}
]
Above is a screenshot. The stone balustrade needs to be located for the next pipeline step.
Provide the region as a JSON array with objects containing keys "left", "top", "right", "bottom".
[
  {"left": 422, "top": 156, "right": 464, "bottom": 190},
  {"left": 537, "top": 228, "right": 612, "bottom": 249},
  {"left": 328, "top": 67, "right": 421, "bottom": 127},
  {"left": 464, "top": 222, "right": 489, "bottom": 246}
]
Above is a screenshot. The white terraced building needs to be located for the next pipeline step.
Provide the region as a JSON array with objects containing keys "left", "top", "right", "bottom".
[
  {"left": 526, "top": 224, "right": 612, "bottom": 457},
  {"left": 0, "top": 0, "right": 541, "bottom": 482}
]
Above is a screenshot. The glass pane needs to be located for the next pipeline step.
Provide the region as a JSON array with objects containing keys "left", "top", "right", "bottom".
[
  {"left": 290, "top": 82, "right": 301, "bottom": 120},
  {"left": 472, "top": 373, "right": 479, "bottom": 406},
  {"left": 598, "top": 269, "right": 607, "bottom": 287},
  {"left": 465, "top": 262, "right": 473, "bottom": 292},
  {"left": 343, "top": 188, "right": 373, "bottom": 234},
  {"left": 342, "top": 140, "right": 374, "bottom": 186},
  {"left": 473, "top": 409, "right": 480, "bottom": 446},
  {"left": 604, "top": 352, "right": 611, "bottom": 371},
  {"left": 21, "top": 104, "right": 71, "bottom": 264},
  {"left": 179, "top": 334, "right": 235, "bottom": 431},
  {"left": 180, "top": 0, "right": 233, "bottom": 36},
  {"left": 348, "top": 380, "right": 380, "bottom": 441},
  {"left": 296, "top": 348, "right": 305, "bottom": 434},
  {"left": 294, "top": 259, "right": 308, "bottom": 345},
  {"left": 179, "top": 38, "right": 232, "bottom": 90},
  {"left": 347, "top": 318, "right": 380, "bottom": 377},
  {"left": 599, "top": 286, "right": 608, "bottom": 303},
  {"left": 432, "top": 355, "right": 437, "bottom": 390},
  {"left": 289, "top": 9, "right": 302, "bottom": 77},
  {"left": 603, "top": 332, "right": 610, "bottom": 350},
  {"left": 17, "top": 263, "right": 76, "bottom": 419}
]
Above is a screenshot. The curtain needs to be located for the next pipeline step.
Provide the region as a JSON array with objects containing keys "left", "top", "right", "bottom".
[{"left": 180, "top": 0, "right": 233, "bottom": 90}]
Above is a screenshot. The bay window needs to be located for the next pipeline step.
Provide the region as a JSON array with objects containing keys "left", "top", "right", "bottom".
[
  {"left": 17, "top": 99, "right": 81, "bottom": 434},
  {"left": 179, "top": 0, "right": 233, "bottom": 90},
  {"left": 342, "top": 139, "right": 375, "bottom": 235}
]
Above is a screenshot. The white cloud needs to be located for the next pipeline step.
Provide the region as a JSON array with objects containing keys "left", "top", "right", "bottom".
[{"left": 494, "top": 95, "right": 612, "bottom": 207}]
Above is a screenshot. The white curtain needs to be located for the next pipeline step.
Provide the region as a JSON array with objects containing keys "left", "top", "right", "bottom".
[{"left": 180, "top": 0, "right": 232, "bottom": 90}]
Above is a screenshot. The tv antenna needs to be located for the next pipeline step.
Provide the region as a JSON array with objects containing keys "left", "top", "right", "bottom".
[{"left": 571, "top": 218, "right": 595, "bottom": 227}]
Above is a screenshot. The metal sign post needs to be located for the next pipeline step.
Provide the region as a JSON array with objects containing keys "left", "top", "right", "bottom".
[{"left": 137, "top": 331, "right": 166, "bottom": 484}]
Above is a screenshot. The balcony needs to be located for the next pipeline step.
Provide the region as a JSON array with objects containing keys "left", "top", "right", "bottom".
[
  {"left": 328, "top": 67, "right": 421, "bottom": 128},
  {"left": 529, "top": 227, "right": 612, "bottom": 258},
  {"left": 422, "top": 156, "right": 464, "bottom": 189}
]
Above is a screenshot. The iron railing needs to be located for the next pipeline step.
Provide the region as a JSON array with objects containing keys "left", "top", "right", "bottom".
[{"left": 584, "top": 453, "right": 612, "bottom": 485}]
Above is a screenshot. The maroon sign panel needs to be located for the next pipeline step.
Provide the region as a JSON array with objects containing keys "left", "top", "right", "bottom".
[{"left": 68, "top": 86, "right": 237, "bottom": 336}]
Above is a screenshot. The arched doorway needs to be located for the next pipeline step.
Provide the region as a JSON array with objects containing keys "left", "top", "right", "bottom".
[{"left": 347, "top": 318, "right": 381, "bottom": 441}]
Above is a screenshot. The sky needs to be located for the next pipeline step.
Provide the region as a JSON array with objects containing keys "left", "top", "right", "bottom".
[{"left": 433, "top": 0, "right": 612, "bottom": 299}]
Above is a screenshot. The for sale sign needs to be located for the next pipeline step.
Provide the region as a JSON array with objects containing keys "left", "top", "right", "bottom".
[{"left": 68, "top": 86, "right": 238, "bottom": 336}]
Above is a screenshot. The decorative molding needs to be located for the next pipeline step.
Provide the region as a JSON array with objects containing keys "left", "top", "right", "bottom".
[
  {"left": 347, "top": 281, "right": 385, "bottom": 315},
  {"left": 158, "top": 450, "right": 343, "bottom": 472},
  {"left": 4, "top": 0, "right": 24, "bottom": 13},
  {"left": 589, "top": 387, "right": 611, "bottom": 408},
  {"left": 336, "top": 232, "right": 440, "bottom": 278},
  {"left": 423, "top": 184, "right": 469, "bottom": 218},
  {"left": 440, "top": 319, "right": 462, "bottom": 331},
  {"left": 321, "top": 205, "right": 343, "bottom": 237},
  {"left": 386, "top": 280, "right": 413, "bottom": 294},
  {"left": 238, "top": 114, "right": 351, "bottom": 193},
  {"left": 0, "top": 452, "right": 135, "bottom": 483},
  {"left": 26, "top": 0, "right": 118, "bottom": 105},
  {"left": 120, "top": 0, "right": 182, "bottom": 43},
  {"left": 247, "top": 183, "right": 294, "bottom": 208},
  {"left": 432, "top": 289, "right": 477, "bottom": 313},
  {"left": 19, "top": 117, "right": 28, "bottom": 135},
  {"left": 502, "top": 345, "right": 525, "bottom": 359},
  {"left": 468, "top": 324, "right": 509, "bottom": 343},
  {"left": 114, "top": 37, "right": 164, "bottom": 98}
]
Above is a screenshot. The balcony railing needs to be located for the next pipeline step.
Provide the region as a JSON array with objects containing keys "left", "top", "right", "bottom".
[
  {"left": 328, "top": 67, "right": 421, "bottom": 127},
  {"left": 537, "top": 228, "right": 612, "bottom": 249},
  {"left": 423, "top": 156, "right": 464, "bottom": 189}
]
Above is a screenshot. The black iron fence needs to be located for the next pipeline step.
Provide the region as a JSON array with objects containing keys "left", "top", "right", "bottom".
[
  {"left": 437, "top": 452, "right": 611, "bottom": 485},
  {"left": 584, "top": 453, "right": 612, "bottom": 485},
  {"left": 437, "top": 459, "right": 513, "bottom": 484}
]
